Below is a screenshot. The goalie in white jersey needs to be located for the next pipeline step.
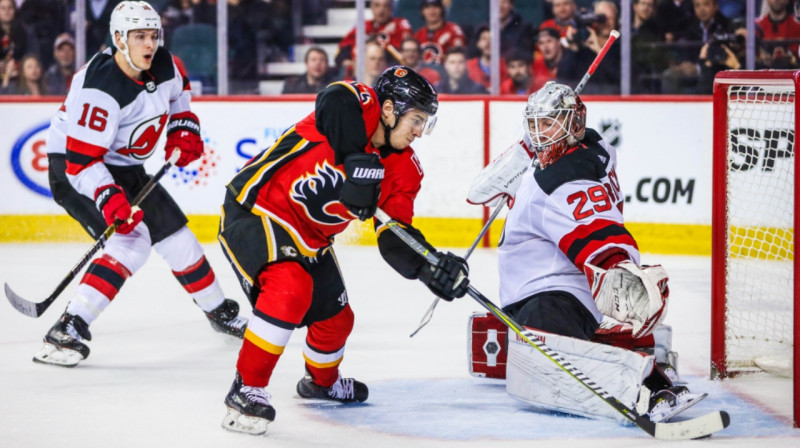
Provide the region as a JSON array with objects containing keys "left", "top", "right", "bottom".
[
  {"left": 467, "top": 82, "right": 702, "bottom": 423},
  {"left": 36, "top": 1, "right": 248, "bottom": 368}
]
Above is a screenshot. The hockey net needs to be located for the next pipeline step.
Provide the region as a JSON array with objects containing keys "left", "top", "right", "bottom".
[{"left": 711, "top": 70, "right": 799, "bottom": 427}]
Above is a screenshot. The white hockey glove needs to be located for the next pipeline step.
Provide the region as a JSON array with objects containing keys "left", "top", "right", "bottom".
[
  {"left": 585, "top": 260, "right": 669, "bottom": 339},
  {"left": 467, "top": 137, "right": 535, "bottom": 207}
]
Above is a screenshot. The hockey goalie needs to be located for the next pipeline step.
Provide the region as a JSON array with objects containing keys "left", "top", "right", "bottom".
[{"left": 466, "top": 82, "right": 702, "bottom": 423}]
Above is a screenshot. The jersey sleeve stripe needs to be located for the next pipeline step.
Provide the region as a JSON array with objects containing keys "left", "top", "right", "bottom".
[{"left": 559, "top": 221, "right": 638, "bottom": 270}]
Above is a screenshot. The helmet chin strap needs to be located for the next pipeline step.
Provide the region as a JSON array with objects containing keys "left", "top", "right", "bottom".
[
  {"left": 378, "top": 110, "right": 401, "bottom": 154},
  {"left": 116, "top": 35, "right": 145, "bottom": 73}
]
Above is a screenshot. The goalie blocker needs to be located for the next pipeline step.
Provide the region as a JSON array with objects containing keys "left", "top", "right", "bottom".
[{"left": 468, "top": 312, "right": 678, "bottom": 381}]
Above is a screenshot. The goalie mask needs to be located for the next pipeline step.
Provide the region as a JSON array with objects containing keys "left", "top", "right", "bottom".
[
  {"left": 109, "top": 1, "right": 163, "bottom": 72},
  {"left": 373, "top": 66, "right": 439, "bottom": 145},
  {"left": 524, "top": 81, "right": 586, "bottom": 168}
]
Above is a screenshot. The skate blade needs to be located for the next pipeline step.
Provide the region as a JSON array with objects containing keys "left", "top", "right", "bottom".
[
  {"left": 32, "top": 343, "right": 84, "bottom": 367},
  {"left": 221, "top": 408, "right": 269, "bottom": 435},
  {"left": 659, "top": 393, "right": 708, "bottom": 422}
]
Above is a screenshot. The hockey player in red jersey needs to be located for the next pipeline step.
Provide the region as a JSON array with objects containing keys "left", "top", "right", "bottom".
[
  {"left": 414, "top": 0, "right": 467, "bottom": 65},
  {"left": 37, "top": 1, "right": 248, "bottom": 368},
  {"left": 467, "top": 82, "right": 702, "bottom": 423},
  {"left": 218, "top": 66, "right": 470, "bottom": 435}
]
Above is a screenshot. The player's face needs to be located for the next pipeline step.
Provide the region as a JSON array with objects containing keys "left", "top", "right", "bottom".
[
  {"left": 126, "top": 29, "right": 159, "bottom": 70},
  {"left": 392, "top": 110, "right": 434, "bottom": 147}
]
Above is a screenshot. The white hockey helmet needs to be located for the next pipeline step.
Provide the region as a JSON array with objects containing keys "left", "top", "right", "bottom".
[
  {"left": 523, "top": 81, "right": 586, "bottom": 168},
  {"left": 109, "top": 1, "right": 163, "bottom": 71}
]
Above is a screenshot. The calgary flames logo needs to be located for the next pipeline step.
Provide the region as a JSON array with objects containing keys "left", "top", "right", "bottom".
[
  {"left": 394, "top": 67, "right": 408, "bottom": 77},
  {"left": 290, "top": 162, "right": 352, "bottom": 226}
]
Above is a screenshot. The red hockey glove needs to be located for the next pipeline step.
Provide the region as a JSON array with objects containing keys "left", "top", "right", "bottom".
[
  {"left": 94, "top": 184, "right": 143, "bottom": 234},
  {"left": 165, "top": 111, "right": 203, "bottom": 167}
]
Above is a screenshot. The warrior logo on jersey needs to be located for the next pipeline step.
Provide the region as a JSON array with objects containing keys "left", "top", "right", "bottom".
[
  {"left": 118, "top": 113, "right": 168, "bottom": 160},
  {"left": 290, "top": 162, "right": 352, "bottom": 226},
  {"left": 599, "top": 119, "right": 621, "bottom": 147}
]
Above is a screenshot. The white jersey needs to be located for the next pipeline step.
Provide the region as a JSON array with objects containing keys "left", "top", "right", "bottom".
[
  {"left": 46, "top": 47, "right": 191, "bottom": 199},
  {"left": 497, "top": 129, "right": 640, "bottom": 322}
]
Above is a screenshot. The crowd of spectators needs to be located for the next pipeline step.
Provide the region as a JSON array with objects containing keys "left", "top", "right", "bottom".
[{"left": 2, "top": 0, "right": 800, "bottom": 96}]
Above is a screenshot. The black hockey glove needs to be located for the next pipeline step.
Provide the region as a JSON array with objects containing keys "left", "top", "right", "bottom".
[
  {"left": 418, "top": 252, "right": 470, "bottom": 301},
  {"left": 340, "top": 152, "right": 384, "bottom": 221}
]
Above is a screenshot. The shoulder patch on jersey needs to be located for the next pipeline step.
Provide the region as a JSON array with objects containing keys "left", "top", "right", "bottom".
[{"left": 533, "top": 134, "right": 611, "bottom": 195}]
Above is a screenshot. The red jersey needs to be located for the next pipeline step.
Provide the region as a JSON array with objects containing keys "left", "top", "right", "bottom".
[
  {"left": 414, "top": 22, "right": 467, "bottom": 64},
  {"left": 337, "top": 18, "right": 413, "bottom": 60},
  {"left": 466, "top": 57, "right": 508, "bottom": 89},
  {"left": 529, "top": 54, "right": 557, "bottom": 92},
  {"left": 755, "top": 14, "right": 800, "bottom": 56},
  {"left": 226, "top": 81, "right": 423, "bottom": 252}
]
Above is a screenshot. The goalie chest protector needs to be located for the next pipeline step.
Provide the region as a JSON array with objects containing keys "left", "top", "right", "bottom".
[{"left": 468, "top": 312, "right": 509, "bottom": 379}]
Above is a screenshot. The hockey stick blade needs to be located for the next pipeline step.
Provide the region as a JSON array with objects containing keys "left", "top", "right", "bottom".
[
  {"left": 4, "top": 283, "right": 46, "bottom": 317},
  {"left": 639, "top": 410, "right": 730, "bottom": 440}
]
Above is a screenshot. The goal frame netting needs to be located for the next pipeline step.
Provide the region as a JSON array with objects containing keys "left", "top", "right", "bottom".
[{"left": 711, "top": 70, "right": 799, "bottom": 428}]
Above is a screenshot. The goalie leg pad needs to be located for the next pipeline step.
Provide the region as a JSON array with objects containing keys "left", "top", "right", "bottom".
[
  {"left": 468, "top": 312, "right": 508, "bottom": 379},
  {"left": 506, "top": 328, "right": 655, "bottom": 423}
]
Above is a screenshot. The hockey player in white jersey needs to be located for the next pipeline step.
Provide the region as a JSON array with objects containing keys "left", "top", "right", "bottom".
[
  {"left": 467, "top": 82, "right": 701, "bottom": 423},
  {"left": 36, "top": 1, "right": 248, "bottom": 367}
]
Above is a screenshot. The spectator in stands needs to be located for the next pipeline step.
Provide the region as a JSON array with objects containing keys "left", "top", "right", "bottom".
[
  {"left": 436, "top": 46, "right": 487, "bottom": 94},
  {"left": 1, "top": 53, "right": 46, "bottom": 95},
  {"left": 663, "top": 0, "right": 737, "bottom": 94},
  {"left": 632, "top": 0, "right": 669, "bottom": 93},
  {"left": 161, "top": 0, "right": 216, "bottom": 39},
  {"left": 657, "top": 0, "right": 694, "bottom": 42},
  {"left": 18, "top": 0, "right": 67, "bottom": 69},
  {"left": 500, "top": 0, "right": 535, "bottom": 55},
  {"left": 414, "top": 0, "right": 467, "bottom": 65},
  {"left": 44, "top": 32, "right": 75, "bottom": 96},
  {"left": 467, "top": 25, "right": 507, "bottom": 90},
  {"left": 399, "top": 36, "right": 443, "bottom": 84},
  {"left": 500, "top": 48, "right": 533, "bottom": 95},
  {"left": 539, "top": 0, "right": 577, "bottom": 38},
  {"left": 362, "top": 37, "right": 388, "bottom": 86},
  {"left": 336, "top": 0, "right": 412, "bottom": 79},
  {"left": 530, "top": 27, "right": 563, "bottom": 92},
  {"left": 282, "top": 46, "right": 335, "bottom": 94},
  {"left": 756, "top": 0, "right": 800, "bottom": 67},
  {"left": 0, "top": 0, "right": 35, "bottom": 78},
  {"left": 559, "top": 0, "right": 620, "bottom": 94},
  {"left": 85, "top": 0, "right": 119, "bottom": 56}
]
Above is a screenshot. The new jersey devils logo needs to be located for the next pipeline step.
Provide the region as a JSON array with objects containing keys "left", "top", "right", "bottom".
[
  {"left": 118, "top": 113, "right": 168, "bottom": 160},
  {"left": 290, "top": 162, "right": 352, "bottom": 226}
]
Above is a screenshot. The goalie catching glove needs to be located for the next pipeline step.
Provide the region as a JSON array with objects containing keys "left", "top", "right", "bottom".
[
  {"left": 418, "top": 252, "right": 470, "bottom": 301},
  {"left": 584, "top": 260, "right": 669, "bottom": 339},
  {"left": 165, "top": 111, "right": 204, "bottom": 167},
  {"left": 95, "top": 184, "right": 143, "bottom": 234},
  {"left": 340, "top": 152, "right": 384, "bottom": 221}
]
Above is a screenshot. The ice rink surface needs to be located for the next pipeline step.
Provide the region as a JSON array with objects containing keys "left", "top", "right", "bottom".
[{"left": 1, "top": 242, "right": 798, "bottom": 447}]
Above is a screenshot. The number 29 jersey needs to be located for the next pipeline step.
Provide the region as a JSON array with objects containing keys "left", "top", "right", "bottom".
[{"left": 497, "top": 129, "right": 640, "bottom": 322}]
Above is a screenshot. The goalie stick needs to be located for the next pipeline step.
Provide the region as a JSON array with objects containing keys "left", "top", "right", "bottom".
[
  {"left": 375, "top": 207, "right": 730, "bottom": 440},
  {"left": 4, "top": 150, "right": 181, "bottom": 318},
  {"left": 408, "top": 30, "right": 622, "bottom": 337}
]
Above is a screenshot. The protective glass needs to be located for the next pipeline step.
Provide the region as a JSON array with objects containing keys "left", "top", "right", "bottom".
[{"left": 405, "top": 112, "right": 437, "bottom": 136}]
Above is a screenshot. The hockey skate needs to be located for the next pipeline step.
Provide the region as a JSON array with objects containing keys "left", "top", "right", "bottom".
[
  {"left": 221, "top": 372, "right": 275, "bottom": 435},
  {"left": 205, "top": 299, "right": 248, "bottom": 339},
  {"left": 648, "top": 385, "right": 707, "bottom": 422},
  {"left": 296, "top": 373, "right": 369, "bottom": 403},
  {"left": 33, "top": 311, "right": 92, "bottom": 367}
]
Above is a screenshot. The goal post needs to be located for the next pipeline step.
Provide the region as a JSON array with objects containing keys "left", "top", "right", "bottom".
[{"left": 711, "top": 70, "right": 799, "bottom": 428}]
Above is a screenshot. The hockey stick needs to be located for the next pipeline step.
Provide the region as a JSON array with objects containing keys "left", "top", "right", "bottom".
[
  {"left": 4, "top": 150, "right": 181, "bottom": 318},
  {"left": 409, "top": 201, "right": 505, "bottom": 337},
  {"left": 574, "top": 29, "right": 620, "bottom": 95},
  {"left": 375, "top": 207, "right": 730, "bottom": 440}
]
